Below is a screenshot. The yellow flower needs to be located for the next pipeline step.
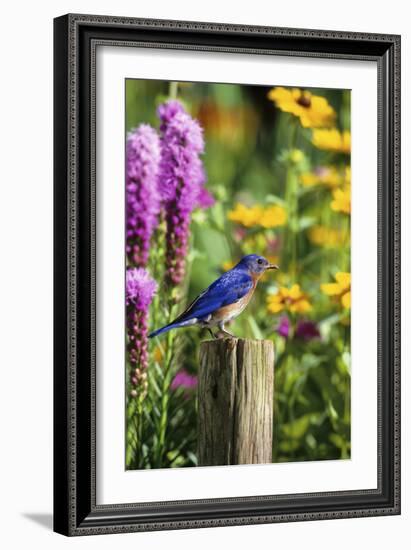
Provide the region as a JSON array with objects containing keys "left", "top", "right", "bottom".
[
  {"left": 268, "top": 87, "right": 336, "bottom": 128},
  {"left": 227, "top": 203, "right": 263, "bottom": 227},
  {"left": 300, "top": 166, "right": 342, "bottom": 188},
  {"left": 228, "top": 203, "right": 287, "bottom": 228},
  {"left": 153, "top": 345, "right": 165, "bottom": 363},
  {"left": 321, "top": 272, "right": 351, "bottom": 309},
  {"left": 330, "top": 185, "right": 351, "bottom": 214},
  {"left": 311, "top": 128, "right": 351, "bottom": 154},
  {"left": 267, "top": 284, "right": 312, "bottom": 314},
  {"left": 222, "top": 260, "right": 235, "bottom": 271},
  {"left": 259, "top": 205, "right": 287, "bottom": 228},
  {"left": 308, "top": 225, "right": 349, "bottom": 247}
]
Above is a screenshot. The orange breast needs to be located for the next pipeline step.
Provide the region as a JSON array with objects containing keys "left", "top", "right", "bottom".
[{"left": 212, "top": 283, "right": 257, "bottom": 323}]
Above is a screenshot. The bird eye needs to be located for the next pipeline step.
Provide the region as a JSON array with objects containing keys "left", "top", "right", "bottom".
[{"left": 257, "top": 258, "right": 263, "bottom": 265}]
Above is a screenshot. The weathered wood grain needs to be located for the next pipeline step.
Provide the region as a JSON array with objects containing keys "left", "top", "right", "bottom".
[{"left": 198, "top": 338, "right": 274, "bottom": 466}]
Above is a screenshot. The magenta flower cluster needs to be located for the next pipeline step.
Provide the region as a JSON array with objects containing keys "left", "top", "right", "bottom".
[
  {"left": 126, "top": 268, "right": 158, "bottom": 397},
  {"left": 171, "top": 369, "right": 198, "bottom": 392},
  {"left": 277, "top": 315, "right": 320, "bottom": 341},
  {"left": 126, "top": 124, "right": 161, "bottom": 267},
  {"left": 157, "top": 100, "right": 208, "bottom": 285}
]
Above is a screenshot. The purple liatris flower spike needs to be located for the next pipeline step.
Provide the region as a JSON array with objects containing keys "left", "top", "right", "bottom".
[
  {"left": 126, "top": 124, "right": 161, "bottom": 267},
  {"left": 126, "top": 268, "right": 157, "bottom": 398},
  {"left": 295, "top": 320, "right": 321, "bottom": 341},
  {"left": 158, "top": 99, "right": 185, "bottom": 130},
  {"left": 157, "top": 100, "right": 209, "bottom": 286}
]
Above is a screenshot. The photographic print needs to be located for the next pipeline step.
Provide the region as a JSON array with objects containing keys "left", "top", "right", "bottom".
[{"left": 125, "top": 79, "right": 351, "bottom": 471}]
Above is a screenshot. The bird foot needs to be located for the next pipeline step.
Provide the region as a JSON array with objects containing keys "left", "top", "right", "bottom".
[
  {"left": 216, "top": 329, "right": 236, "bottom": 339},
  {"left": 207, "top": 328, "right": 218, "bottom": 339}
]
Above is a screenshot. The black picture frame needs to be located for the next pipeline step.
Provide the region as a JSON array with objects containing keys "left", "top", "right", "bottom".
[{"left": 53, "top": 13, "right": 401, "bottom": 536}]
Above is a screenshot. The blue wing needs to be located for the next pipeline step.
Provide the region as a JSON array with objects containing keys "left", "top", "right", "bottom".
[
  {"left": 173, "top": 268, "right": 253, "bottom": 324},
  {"left": 149, "top": 268, "right": 253, "bottom": 338}
]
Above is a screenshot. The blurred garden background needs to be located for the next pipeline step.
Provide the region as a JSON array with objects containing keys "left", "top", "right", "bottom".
[{"left": 125, "top": 79, "right": 351, "bottom": 469}]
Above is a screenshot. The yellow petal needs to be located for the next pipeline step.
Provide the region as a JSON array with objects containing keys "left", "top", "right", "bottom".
[
  {"left": 311, "top": 128, "right": 351, "bottom": 154},
  {"left": 297, "top": 299, "right": 312, "bottom": 313},
  {"left": 335, "top": 272, "right": 351, "bottom": 290},
  {"left": 289, "top": 299, "right": 312, "bottom": 313},
  {"left": 260, "top": 205, "right": 287, "bottom": 228},
  {"left": 321, "top": 283, "right": 341, "bottom": 296},
  {"left": 341, "top": 291, "right": 351, "bottom": 309},
  {"left": 227, "top": 203, "right": 263, "bottom": 227},
  {"left": 300, "top": 172, "right": 317, "bottom": 186},
  {"left": 342, "top": 130, "right": 351, "bottom": 153},
  {"left": 289, "top": 284, "right": 302, "bottom": 299},
  {"left": 267, "top": 302, "right": 284, "bottom": 314},
  {"left": 279, "top": 287, "right": 290, "bottom": 298}
]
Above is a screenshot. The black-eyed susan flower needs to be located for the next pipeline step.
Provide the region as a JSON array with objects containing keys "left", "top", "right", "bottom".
[
  {"left": 311, "top": 128, "right": 351, "bottom": 154},
  {"left": 260, "top": 205, "right": 287, "bottom": 228},
  {"left": 227, "top": 203, "right": 263, "bottom": 227},
  {"left": 267, "top": 284, "right": 312, "bottom": 314},
  {"left": 268, "top": 87, "right": 336, "bottom": 128},
  {"left": 330, "top": 185, "right": 351, "bottom": 214},
  {"left": 308, "top": 225, "right": 349, "bottom": 247},
  {"left": 321, "top": 272, "right": 351, "bottom": 309},
  {"left": 228, "top": 203, "right": 287, "bottom": 228}
]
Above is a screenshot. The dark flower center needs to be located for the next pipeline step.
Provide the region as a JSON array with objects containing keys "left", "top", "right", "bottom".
[{"left": 296, "top": 94, "right": 311, "bottom": 108}]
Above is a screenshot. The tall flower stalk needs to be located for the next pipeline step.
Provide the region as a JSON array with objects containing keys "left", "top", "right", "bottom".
[
  {"left": 126, "top": 124, "right": 161, "bottom": 268},
  {"left": 126, "top": 268, "right": 158, "bottom": 399},
  {"left": 150, "top": 99, "right": 208, "bottom": 467},
  {"left": 157, "top": 100, "right": 206, "bottom": 287}
]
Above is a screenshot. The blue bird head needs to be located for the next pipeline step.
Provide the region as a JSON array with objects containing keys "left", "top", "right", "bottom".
[{"left": 236, "top": 254, "right": 279, "bottom": 275}]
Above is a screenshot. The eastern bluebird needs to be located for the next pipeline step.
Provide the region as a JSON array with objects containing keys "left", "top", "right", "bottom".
[{"left": 149, "top": 254, "right": 279, "bottom": 339}]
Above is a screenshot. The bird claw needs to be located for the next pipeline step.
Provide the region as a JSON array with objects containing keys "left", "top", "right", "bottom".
[
  {"left": 207, "top": 328, "right": 218, "bottom": 340},
  {"left": 216, "top": 329, "right": 236, "bottom": 339}
]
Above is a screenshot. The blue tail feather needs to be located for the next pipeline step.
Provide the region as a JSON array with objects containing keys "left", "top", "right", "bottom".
[
  {"left": 148, "top": 323, "right": 179, "bottom": 339},
  {"left": 149, "top": 319, "right": 196, "bottom": 339}
]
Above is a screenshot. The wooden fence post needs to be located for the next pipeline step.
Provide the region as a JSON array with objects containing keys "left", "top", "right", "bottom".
[{"left": 198, "top": 338, "right": 274, "bottom": 466}]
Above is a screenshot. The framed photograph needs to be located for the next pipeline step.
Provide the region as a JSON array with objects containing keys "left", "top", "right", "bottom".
[{"left": 53, "top": 14, "right": 401, "bottom": 536}]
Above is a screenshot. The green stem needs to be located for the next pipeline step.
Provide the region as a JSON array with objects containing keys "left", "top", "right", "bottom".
[
  {"left": 136, "top": 398, "right": 144, "bottom": 467},
  {"left": 285, "top": 122, "right": 299, "bottom": 281},
  {"left": 156, "top": 328, "right": 175, "bottom": 467},
  {"left": 154, "top": 243, "right": 194, "bottom": 468},
  {"left": 285, "top": 168, "right": 299, "bottom": 280},
  {"left": 169, "top": 81, "right": 178, "bottom": 99}
]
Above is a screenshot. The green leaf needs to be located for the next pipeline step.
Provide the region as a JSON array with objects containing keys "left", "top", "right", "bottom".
[
  {"left": 282, "top": 415, "right": 311, "bottom": 439},
  {"left": 247, "top": 316, "right": 264, "bottom": 340}
]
